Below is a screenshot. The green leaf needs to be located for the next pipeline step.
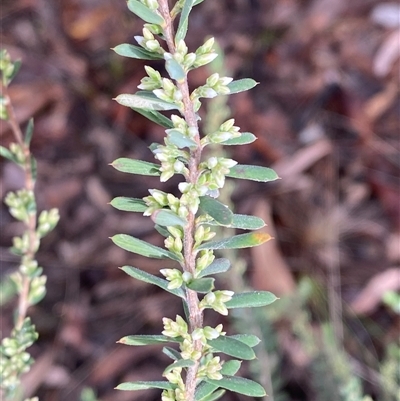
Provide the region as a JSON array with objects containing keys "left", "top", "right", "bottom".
[
  {"left": 198, "top": 389, "right": 226, "bottom": 401},
  {"left": 164, "top": 359, "right": 195, "bottom": 374},
  {"left": 198, "top": 232, "right": 272, "bottom": 250},
  {"left": 155, "top": 224, "right": 170, "bottom": 237},
  {"left": 227, "top": 164, "right": 279, "bottom": 182},
  {"left": 186, "top": 277, "right": 215, "bottom": 293},
  {"left": 227, "top": 78, "right": 258, "bottom": 94},
  {"left": 166, "top": 58, "right": 185, "bottom": 81},
  {"left": 127, "top": 0, "right": 165, "bottom": 24},
  {"left": 115, "top": 92, "right": 179, "bottom": 111},
  {"left": 221, "top": 132, "right": 257, "bottom": 146},
  {"left": 229, "top": 334, "right": 261, "bottom": 347},
  {"left": 112, "top": 234, "right": 181, "bottom": 261},
  {"left": 167, "top": 130, "right": 197, "bottom": 149},
  {"left": 24, "top": 118, "right": 34, "bottom": 146},
  {"left": 118, "top": 334, "right": 174, "bottom": 346},
  {"left": 8, "top": 60, "right": 22, "bottom": 83},
  {"left": 205, "top": 376, "right": 266, "bottom": 397},
  {"left": 120, "top": 266, "right": 186, "bottom": 299},
  {"left": 196, "top": 360, "right": 241, "bottom": 401},
  {"left": 152, "top": 209, "right": 187, "bottom": 227},
  {"left": 208, "top": 336, "right": 255, "bottom": 360},
  {"left": 226, "top": 291, "right": 278, "bottom": 309},
  {"left": 116, "top": 381, "right": 175, "bottom": 391},
  {"left": 113, "top": 43, "right": 163, "bottom": 60},
  {"left": 176, "top": 0, "right": 195, "bottom": 42},
  {"left": 110, "top": 197, "right": 147, "bottom": 212},
  {"left": 197, "top": 258, "right": 230, "bottom": 278},
  {"left": 133, "top": 108, "right": 174, "bottom": 128},
  {"left": 199, "top": 196, "right": 233, "bottom": 226},
  {"left": 111, "top": 158, "right": 160, "bottom": 176},
  {"left": 194, "top": 0, "right": 205, "bottom": 4},
  {"left": 163, "top": 346, "right": 181, "bottom": 361},
  {"left": 31, "top": 156, "right": 37, "bottom": 181},
  {"left": 207, "top": 214, "right": 265, "bottom": 230},
  {"left": 0, "top": 146, "right": 18, "bottom": 163}
]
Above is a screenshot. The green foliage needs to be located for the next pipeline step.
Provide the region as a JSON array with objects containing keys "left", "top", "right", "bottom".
[
  {"left": 0, "top": 50, "right": 59, "bottom": 401},
  {"left": 111, "top": 1, "right": 278, "bottom": 400}
]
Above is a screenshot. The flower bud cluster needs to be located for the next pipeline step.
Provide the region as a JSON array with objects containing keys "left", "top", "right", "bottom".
[
  {"left": 7, "top": 143, "right": 26, "bottom": 164},
  {"left": 197, "top": 355, "right": 223, "bottom": 380},
  {"left": 138, "top": 66, "right": 163, "bottom": 91},
  {"left": 194, "top": 224, "right": 216, "bottom": 247},
  {"left": 135, "top": 27, "right": 163, "bottom": 53},
  {"left": 0, "top": 318, "right": 37, "bottom": 391},
  {"left": 195, "top": 250, "right": 215, "bottom": 275},
  {"left": 0, "top": 49, "right": 20, "bottom": 88},
  {"left": 162, "top": 369, "right": 187, "bottom": 401},
  {"left": 166, "top": 40, "right": 197, "bottom": 72},
  {"left": 12, "top": 232, "right": 39, "bottom": 255},
  {"left": 153, "top": 77, "right": 184, "bottom": 108},
  {"left": 197, "top": 156, "right": 237, "bottom": 191},
  {"left": 37, "top": 208, "right": 60, "bottom": 238},
  {"left": 5, "top": 189, "right": 36, "bottom": 223},
  {"left": 199, "top": 290, "right": 234, "bottom": 316},
  {"left": 164, "top": 226, "right": 184, "bottom": 257},
  {"left": 140, "top": 0, "right": 159, "bottom": 11},
  {"left": 202, "top": 119, "right": 241, "bottom": 145},
  {"left": 193, "top": 37, "right": 218, "bottom": 68}
]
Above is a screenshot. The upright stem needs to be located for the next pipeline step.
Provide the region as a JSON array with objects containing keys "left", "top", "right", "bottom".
[
  {"left": 158, "top": 1, "right": 204, "bottom": 399},
  {"left": 3, "top": 83, "right": 38, "bottom": 330}
]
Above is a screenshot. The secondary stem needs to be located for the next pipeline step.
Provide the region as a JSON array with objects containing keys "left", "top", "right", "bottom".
[
  {"left": 158, "top": 1, "right": 204, "bottom": 399},
  {"left": 3, "top": 83, "right": 38, "bottom": 330}
]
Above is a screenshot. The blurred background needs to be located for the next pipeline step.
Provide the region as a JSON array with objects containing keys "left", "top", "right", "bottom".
[{"left": 1, "top": 0, "right": 399, "bottom": 400}]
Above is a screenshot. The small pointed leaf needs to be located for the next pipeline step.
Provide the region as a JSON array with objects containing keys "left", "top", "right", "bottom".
[
  {"left": 205, "top": 376, "right": 266, "bottom": 397},
  {"left": 111, "top": 158, "right": 160, "bottom": 176},
  {"left": 176, "top": 0, "right": 195, "bottom": 42},
  {"left": 127, "top": 0, "right": 165, "bottom": 24},
  {"left": 164, "top": 359, "right": 195, "bottom": 374},
  {"left": 167, "top": 130, "right": 197, "bottom": 149},
  {"left": 198, "top": 232, "right": 272, "bottom": 250},
  {"left": 120, "top": 266, "right": 186, "bottom": 299},
  {"left": 152, "top": 209, "right": 187, "bottom": 227},
  {"left": 116, "top": 381, "right": 175, "bottom": 391},
  {"left": 186, "top": 277, "right": 215, "bottom": 293},
  {"left": 221, "top": 132, "right": 257, "bottom": 146},
  {"left": 0, "top": 146, "right": 18, "bottom": 163},
  {"left": 199, "top": 196, "right": 233, "bottom": 226},
  {"left": 24, "top": 118, "right": 34, "bottom": 146},
  {"left": 227, "top": 78, "right": 258, "bottom": 94},
  {"left": 118, "top": 335, "right": 175, "bottom": 346},
  {"left": 208, "top": 336, "right": 255, "bottom": 360},
  {"left": 226, "top": 291, "right": 278, "bottom": 309},
  {"left": 112, "top": 234, "right": 181, "bottom": 261},
  {"left": 166, "top": 58, "right": 185, "bottom": 81},
  {"left": 197, "top": 258, "right": 230, "bottom": 278},
  {"left": 229, "top": 334, "right": 261, "bottom": 347},
  {"left": 133, "top": 108, "right": 174, "bottom": 128},
  {"left": 113, "top": 44, "right": 163, "bottom": 60},
  {"left": 110, "top": 197, "right": 147, "bottom": 212},
  {"left": 163, "top": 346, "right": 181, "bottom": 361},
  {"left": 115, "top": 92, "right": 178, "bottom": 111},
  {"left": 227, "top": 164, "right": 279, "bottom": 182}
]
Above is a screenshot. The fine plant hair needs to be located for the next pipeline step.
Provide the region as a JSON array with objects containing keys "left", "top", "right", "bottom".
[
  {"left": 110, "top": 0, "right": 279, "bottom": 400},
  {"left": 0, "top": 50, "right": 60, "bottom": 401}
]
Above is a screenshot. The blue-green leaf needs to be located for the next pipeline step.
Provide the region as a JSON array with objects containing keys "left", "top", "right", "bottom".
[
  {"left": 227, "top": 164, "right": 279, "bottom": 182},
  {"left": 120, "top": 266, "right": 186, "bottom": 299},
  {"left": 199, "top": 196, "right": 233, "bottom": 226},
  {"left": 110, "top": 197, "right": 147, "bottom": 212},
  {"left": 111, "top": 158, "right": 160, "bottom": 176},
  {"left": 221, "top": 132, "right": 256, "bottom": 146},
  {"left": 115, "top": 92, "right": 179, "bottom": 111},
  {"left": 207, "top": 214, "right": 265, "bottom": 230},
  {"left": 197, "top": 258, "right": 231, "bottom": 278},
  {"left": 113, "top": 44, "right": 163, "bottom": 60},
  {"left": 133, "top": 108, "right": 174, "bottom": 128},
  {"left": 226, "top": 291, "right": 278, "bottom": 309},
  {"left": 198, "top": 232, "right": 272, "bottom": 250},
  {"left": 164, "top": 359, "right": 195, "bottom": 374},
  {"left": 116, "top": 381, "right": 175, "bottom": 391},
  {"left": 152, "top": 209, "right": 187, "bottom": 227},
  {"left": 167, "top": 130, "right": 197, "bottom": 149},
  {"left": 24, "top": 118, "right": 34, "bottom": 146},
  {"left": 166, "top": 58, "right": 185, "bottom": 81},
  {"left": 229, "top": 334, "right": 261, "bottom": 347},
  {"left": 208, "top": 336, "right": 255, "bottom": 360},
  {"left": 205, "top": 376, "right": 266, "bottom": 397},
  {"left": 0, "top": 146, "right": 18, "bottom": 163},
  {"left": 176, "top": 0, "right": 195, "bottom": 42},
  {"left": 118, "top": 335, "right": 174, "bottom": 346},
  {"left": 227, "top": 78, "right": 258, "bottom": 94},
  {"left": 186, "top": 277, "right": 215, "bottom": 293},
  {"left": 127, "top": 0, "right": 165, "bottom": 24},
  {"left": 112, "top": 234, "right": 181, "bottom": 261},
  {"left": 163, "top": 346, "right": 181, "bottom": 361},
  {"left": 198, "top": 389, "right": 225, "bottom": 401}
]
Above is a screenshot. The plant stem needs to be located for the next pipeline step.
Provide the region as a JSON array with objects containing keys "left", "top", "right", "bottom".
[
  {"left": 158, "top": 1, "right": 204, "bottom": 399},
  {"left": 3, "top": 83, "right": 38, "bottom": 330}
]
